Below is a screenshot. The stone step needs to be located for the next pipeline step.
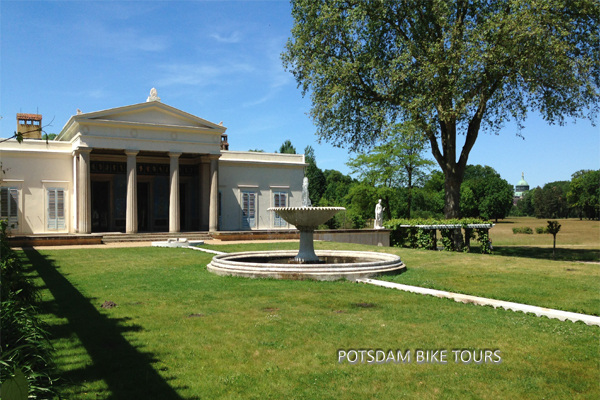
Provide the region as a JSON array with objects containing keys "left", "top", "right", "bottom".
[
  {"left": 102, "top": 232, "right": 212, "bottom": 243},
  {"left": 102, "top": 231, "right": 210, "bottom": 237}
]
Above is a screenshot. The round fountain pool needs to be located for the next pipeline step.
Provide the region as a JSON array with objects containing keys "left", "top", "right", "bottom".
[{"left": 207, "top": 250, "right": 406, "bottom": 281}]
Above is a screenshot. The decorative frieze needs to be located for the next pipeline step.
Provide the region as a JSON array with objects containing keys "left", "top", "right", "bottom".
[{"left": 90, "top": 161, "right": 198, "bottom": 176}]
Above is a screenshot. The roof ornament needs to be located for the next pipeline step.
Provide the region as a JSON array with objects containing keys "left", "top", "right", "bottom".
[
  {"left": 219, "top": 121, "right": 223, "bottom": 126},
  {"left": 146, "top": 87, "right": 161, "bottom": 102},
  {"left": 77, "top": 109, "right": 82, "bottom": 115}
]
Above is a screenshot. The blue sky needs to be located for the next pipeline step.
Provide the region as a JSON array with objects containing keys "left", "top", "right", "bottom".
[{"left": 1, "top": 1, "right": 598, "bottom": 189}]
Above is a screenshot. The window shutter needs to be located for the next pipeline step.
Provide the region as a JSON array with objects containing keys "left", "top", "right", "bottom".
[
  {"left": 0, "top": 188, "right": 8, "bottom": 219},
  {"left": 248, "top": 192, "right": 256, "bottom": 228},
  {"left": 273, "top": 192, "right": 287, "bottom": 227},
  {"left": 242, "top": 191, "right": 256, "bottom": 229},
  {"left": 57, "top": 189, "right": 65, "bottom": 230},
  {"left": 0, "top": 187, "right": 19, "bottom": 228},
  {"left": 47, "top": 188, "right": 65, "bottom": 230},
  {"left": 48, "top": 189, "right": 57, "bottom": 230}
]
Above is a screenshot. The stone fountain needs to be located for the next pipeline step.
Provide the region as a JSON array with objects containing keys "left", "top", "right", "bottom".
[{"left": 207, "top": 177, "right": 405, "bottom": 281}]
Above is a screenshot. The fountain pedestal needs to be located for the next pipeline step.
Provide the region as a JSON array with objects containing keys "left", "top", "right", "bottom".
[
  {"left": 268, "top": 206, "right": 345, "bottom": 264},
  {"left": 293, "top": 228, "right": 320, "bottom": 263}
]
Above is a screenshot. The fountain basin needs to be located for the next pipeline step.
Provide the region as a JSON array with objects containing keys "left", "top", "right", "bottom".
[
  {"left": 269, "top": 207, "right": 346, "bottom": 228},
  {"left": 207, "top": 250, "right": 405, "bottom": 281}
]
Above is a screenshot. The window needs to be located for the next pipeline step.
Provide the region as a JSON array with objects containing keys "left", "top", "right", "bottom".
[
  {"left": 47, "top": 188, "right": 65, "bottom": 230},
  {"left": 273, "top": 192, "right": 287, "bottom": 227},
  {"left": 0, "top": 187, "right": 19, "bottom": 228},
  {"left": 241, "top": 191, "right": 256, "bottom": 229}
]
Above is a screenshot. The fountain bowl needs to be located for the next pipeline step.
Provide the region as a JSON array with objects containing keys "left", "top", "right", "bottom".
[
  {"left": 268, "top": 207, "right": 345, "bottom": 228},
  {"left": 207, "top": 250, "right": 406, "bottom": 281}
]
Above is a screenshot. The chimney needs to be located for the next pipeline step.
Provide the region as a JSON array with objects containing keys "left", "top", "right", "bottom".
[
  {"left": 17, "top": 113, "right": 42, "bottom": 139},
  {"left": 220, "top": 133, "right": 229, "bottom": 150}
]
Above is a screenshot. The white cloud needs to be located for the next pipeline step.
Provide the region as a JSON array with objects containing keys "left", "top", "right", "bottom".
[
  {"left": 210, "top": 32, "right": 241, "bottom": 43},
  {"left": 76, "top": 21, "right": 169, "bottom": 54},
  {"left": 156, "top": 62, "right": 254, "bottom": 87}
]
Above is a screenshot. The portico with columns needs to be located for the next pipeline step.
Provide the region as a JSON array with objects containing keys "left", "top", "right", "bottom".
[
  {"left": 0, "top": 89, "right": 306, "bottom": 236},
  {"left": 58, "top": 92, "right": 223, "bottom": 234}
]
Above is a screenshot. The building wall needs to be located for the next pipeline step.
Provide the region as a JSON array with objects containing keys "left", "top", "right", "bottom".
[
  {"left": 219, "top": 154, "right": 305, "bottom": 230},
  {"left": 1, "top": 140, "right": 73, "bottom": 234}
]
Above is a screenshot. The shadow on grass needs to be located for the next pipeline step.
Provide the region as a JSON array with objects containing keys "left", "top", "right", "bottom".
[
  {"left": 22, "top": 250, "right": 188, "bottom": 400},
  {"left": 471, "top": 245, "right": 600, "bottom": 262}
]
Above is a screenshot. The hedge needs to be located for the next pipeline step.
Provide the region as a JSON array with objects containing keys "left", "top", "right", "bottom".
[{"left": 384, "top": 218, "right": 493, "bottom": 254}]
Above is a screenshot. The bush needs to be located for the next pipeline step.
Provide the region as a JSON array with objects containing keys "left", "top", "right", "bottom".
[
  {"left": 0, "top": 220, "right": 59, "bottom": 398},
  {"left": 512, "top": 227, "right": 533, "bottom": 234},
  {"left": 535, "top": 227, "right": 549, "bottom": 234}
]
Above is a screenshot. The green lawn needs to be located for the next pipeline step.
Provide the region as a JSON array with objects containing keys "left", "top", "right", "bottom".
[
  {"left": 205, "top": 241, "right": 600, "bottom": 316},
  {"left": 20, "top": 245, "right": 599, "bottom": 399}
]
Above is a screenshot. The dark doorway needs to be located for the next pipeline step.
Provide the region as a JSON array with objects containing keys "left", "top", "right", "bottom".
[
  {"left": 91, "top": 181, "right": 111, "bottom": 232},
  {"left": 138, "top": 182, "right": 150, "bottom": 231},
  {"left": 180, "top": 183, "right": 187, "bottom": 231}
]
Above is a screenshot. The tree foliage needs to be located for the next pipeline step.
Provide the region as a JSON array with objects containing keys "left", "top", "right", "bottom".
[
  {"left": 346, "top": 123, "right": 435, "bottom": 218},
  {"left": 534, "top": 181, "right": 572, "bottom": 218},
  {"left": 567, "top": 169, "right": 600, "bottom": 219},
  {"left": 459, "top": 165, "right": 514, "bottom": 222},
  {"left": 283, "top": 0, "right": 599, "bottom": 219},
  {"left": 277, "top": 140, "right": 297, "bottom": 154},
  {"left": 304, "top": 145, "right": 327, "bottom": 205}
]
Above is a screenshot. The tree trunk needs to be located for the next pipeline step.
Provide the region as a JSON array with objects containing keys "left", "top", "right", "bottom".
[
  {"left": 443, "top": 169, "right": 464, "bottom": 250},
  {"left": 384, "top": 196, "right": 392, "bottom": 221},
  {"left": 553, "top": 234, "right": 556, "bottom": 259},
  {"left": 407, "top": 171, "right": 413, "bottom": 220},
  {"left": 443, "top": 171, "right": 462, "bottom": 219}
]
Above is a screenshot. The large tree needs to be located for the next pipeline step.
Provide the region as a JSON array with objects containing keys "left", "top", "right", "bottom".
[{"left": 283, "top": 0, "right": 599, "bottom": 220}]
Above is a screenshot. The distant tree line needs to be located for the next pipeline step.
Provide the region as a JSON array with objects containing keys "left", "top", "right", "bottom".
[
  {"left": 276, "top": 140, "right": 517, "bottom": 228},
  {"left": 513, "top": 170, "right": 599, "bottom": 220},
  {"left": 272, "top": 140, "right": 598, "bottom": 225}
]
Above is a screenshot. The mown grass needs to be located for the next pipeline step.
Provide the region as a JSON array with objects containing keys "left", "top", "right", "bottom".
[
  {"left": 489, "top": 217, "right": 599, "bottom": 247},
  {"left": 485, "top": 217, "right": 599, "bottom": 262},
  {"left": 19, "top": 246, "right": 600, "bottom": 399},
  {"left": 205, "top": 241, "right": 600, "bottom": 316}
]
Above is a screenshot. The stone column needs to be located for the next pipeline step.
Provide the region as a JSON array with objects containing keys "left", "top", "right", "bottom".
[
  {"left": 200, "top": 157, "right": 211, "bottom": 231},
  {"left": 72, "top": 151, "right": 79, "bottom": 233},
  {"left": 125, "top": 150, "right": 139, "bottom": 234},
  {"left": 169, "top": 152, "right": 182, "bottom": 233},
  {"left": 78, "top": 148, "right": 92, "bottom": 234},
  {"left": 208, "top": 154, "right": 221, "bottom": 232}
]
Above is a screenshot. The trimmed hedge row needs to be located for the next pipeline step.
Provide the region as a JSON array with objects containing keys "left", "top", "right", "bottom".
[{"left": 384, "top": 218, "right": 493, "bottom": 254}]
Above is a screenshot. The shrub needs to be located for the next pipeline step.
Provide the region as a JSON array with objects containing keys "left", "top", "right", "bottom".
[
  {"left": 384, "top": 218, "right": 493, "bottom": 252},
  {"left": 535, "top": 227, "right": 549, "bottom": 234},
  {"left": 0, "top": 220, "right": 60, "bottom": 398},
  {"left": 512, "top": 227, "right": 533, "bottom": 234}
]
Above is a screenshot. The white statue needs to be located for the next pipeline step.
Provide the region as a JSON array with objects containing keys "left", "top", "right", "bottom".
[
  {"left": 146, "top": 87, "right": 161, "bottom": 102},
  {"left": 301, "top": 177, "right": 312, "bottom": 207},
  {"left": 374, "top": 199, "right": 385, "bottom": 229}
]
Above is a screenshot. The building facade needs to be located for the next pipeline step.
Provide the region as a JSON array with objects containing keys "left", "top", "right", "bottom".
[{"left": 0, "top": 92, "right": 305, "bottom": 235}]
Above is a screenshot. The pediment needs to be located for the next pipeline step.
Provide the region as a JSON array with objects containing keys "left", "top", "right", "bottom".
[{"left": 76, "top": 102, "right": 224, "bottom": 131}]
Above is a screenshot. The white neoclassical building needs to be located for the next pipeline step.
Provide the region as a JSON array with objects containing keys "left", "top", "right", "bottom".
[{"left": 0, "top": 91, "right": 305, "bottom": 235}]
